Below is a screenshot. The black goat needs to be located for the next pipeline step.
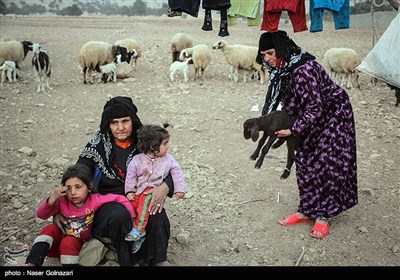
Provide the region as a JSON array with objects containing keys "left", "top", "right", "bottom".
[{"left": 243, "top": 110, "right": 296, "bottom": 179}]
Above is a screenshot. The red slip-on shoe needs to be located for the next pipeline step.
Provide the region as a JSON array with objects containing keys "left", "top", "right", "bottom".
[
  {"left": 310, "top": 222, "right": 329, "bottom": 239},
  {"left": 278, "top": 214, "right": 313, "bottom": 226}
]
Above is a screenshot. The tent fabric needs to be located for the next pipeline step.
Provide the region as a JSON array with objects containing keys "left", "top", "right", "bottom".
[{"left": 357, "top": 12, "right": 400, "bottom": 87}]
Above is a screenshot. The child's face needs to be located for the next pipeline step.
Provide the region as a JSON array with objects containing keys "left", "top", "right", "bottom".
[
  {"left": 64, "top": 177, "right": 90, "bottom": 206},
  {"left": 156, "top": 137, "right": 169, "bottom": 157}
]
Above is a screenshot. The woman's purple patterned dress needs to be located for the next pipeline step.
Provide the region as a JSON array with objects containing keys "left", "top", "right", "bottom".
[{"left": 282, "top": 60, "right": 358, "bottom": 219}]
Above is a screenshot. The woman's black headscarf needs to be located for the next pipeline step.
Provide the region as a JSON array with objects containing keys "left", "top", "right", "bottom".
[
  {"left": 100, "top": 96, "right": 143, "bottom": 142},
  {"left": 257, "top": 31, "right": 315, "bottom": 115},
  {"left": 79, "top": 96, "right": 143, "bottom": 186}
]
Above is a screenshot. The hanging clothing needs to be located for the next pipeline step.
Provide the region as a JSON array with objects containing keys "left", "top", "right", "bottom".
[
  {"left": 168, "top": 0, "right": 201, "bottom": 17},
  {"left": 261, "top": 0, "right": 308, "bottom": 33},
  {"left": 309, "top": 0, "right": 350, "bottom": 32},
  {"left": 203, "top": 0, "right": 231, "bottom": 10},
  {"left": 228, "top": 0, "right": 261, "bottom": 26}
]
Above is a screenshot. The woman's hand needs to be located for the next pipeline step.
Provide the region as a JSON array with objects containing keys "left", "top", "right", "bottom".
[
  {"left": 145, "top": 182, "right": 168, "bottom": 215},
  {"left": 275, "top": 129, "right": 292, "bottom": 138},
  {"left": 52, "top": 212, "right": 67, "bottom": 235}
]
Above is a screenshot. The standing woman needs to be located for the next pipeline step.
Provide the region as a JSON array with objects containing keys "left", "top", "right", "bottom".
[{"left": 257, "top": 31, "right": 358, "bottom": 239}]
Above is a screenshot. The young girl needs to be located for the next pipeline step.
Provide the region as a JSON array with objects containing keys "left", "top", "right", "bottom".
[
  {"left": 124, "top": 124, "right": 186, "bottom": 253},
  {"left": 24, "top": 163, "right": 135, "bottom": 266}
]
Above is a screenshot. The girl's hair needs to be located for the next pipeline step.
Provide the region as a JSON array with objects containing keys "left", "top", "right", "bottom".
[
  {"left": 137, "top": 124, "right": 170, "bottom": 154},
  {"left": 61, "top": 163, "right": 93, "bottom": 190}
]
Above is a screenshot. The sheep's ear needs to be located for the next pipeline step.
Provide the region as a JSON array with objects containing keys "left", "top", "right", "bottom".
[{"left": 250, "top": 125, "right": 260, "bottom": 142}]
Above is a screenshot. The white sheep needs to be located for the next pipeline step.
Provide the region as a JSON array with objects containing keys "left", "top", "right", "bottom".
[
  {"left": 0, "top": 60, "right": 17, "bottom": 83},
  {"left": 0, "top": 40, "right": 33, "bottom": 67},
  {"left": 323, "top": 48, "right": 361, "bottom": 89},
  {"left": 170, "top": 57, "right": 193, "bottom": 82},
  {"left": 212, "top": 40, "right": 266, "bottom": 85},
  {"left": 78, "top": 41, "right": 128, "bottom": 84},
  {"left": 171, "top": 32, "right": 194, "bottom": 63},
  {"left": 179, "top": 44, "right": 212, "bottom": 81},
  {"left": 114, "top": 38, "right": 142, "bottom": 68},
  {"left": 98, "top": 54, "right": 123, "bottom": 83}
]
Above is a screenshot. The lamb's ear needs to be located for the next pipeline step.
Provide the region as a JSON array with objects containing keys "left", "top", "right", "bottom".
[{"left": 250, "top": 124, "right": 260, "bottom": 142}]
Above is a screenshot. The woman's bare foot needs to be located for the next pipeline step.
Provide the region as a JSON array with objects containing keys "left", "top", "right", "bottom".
[
  {"left": 278, "top": 212, "right": 312, "bottom": 226},
  {"left": 310, "top": 219, "right": 329, "bottom": 238}
]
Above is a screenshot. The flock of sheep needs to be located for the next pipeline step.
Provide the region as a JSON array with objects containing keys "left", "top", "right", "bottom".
[{"left": 0, "top": 32, "right": 375, "bottom": 96}]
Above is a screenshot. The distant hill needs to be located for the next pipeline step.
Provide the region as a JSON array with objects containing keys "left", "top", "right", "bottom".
[{"left": 2, "top": 0, "right": 166, "bottom": 9}]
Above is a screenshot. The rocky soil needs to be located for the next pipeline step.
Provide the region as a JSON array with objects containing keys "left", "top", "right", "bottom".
[{"left": 0, "top": 13, "right": 399, "bottom": 268}]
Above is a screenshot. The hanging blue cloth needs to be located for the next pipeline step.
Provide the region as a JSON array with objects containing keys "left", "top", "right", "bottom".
[{"left": 309, "top": 0, "right": 350, "bottom": 32}]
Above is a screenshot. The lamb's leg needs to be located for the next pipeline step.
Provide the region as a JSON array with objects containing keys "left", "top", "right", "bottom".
[
  {"left": 201, "top": 68, "right": 206, "bottom": 81},
  {"left": 83, "top": 67, "right": 88, "bottom": 84},
  {"left": 7, "top": 70, "right": 12, "bottom": 83},
  {"left": 12, "top": 69, "right": 17, "bottom": 82},
  {"left": 36, "top": 72, "right": 42, "bottom": 93},
  {"left": 228, "top": 66, "right": 233, "bottom": 80},
  {"left": 255, "top": 136, "right": 276, "bottom": 169},
  {"left": 88, "top": 69, "right": 93, "bottom": 84},
  {"left": 280, "top": 137, "right": 296, "bottom": 179},
  {"left": 258, "top": 69, "right": 265, "bottom": 85},
  {"left": 272, "top": 138, "right": 286, "bottom": 149},
  {"left": 194, "top": 68, "right": 198, "bottom": 81},
  {"left": 183, "top": 70, "right": 188, "bottom": 82},
  {"left": 250, "top": 133, "right": 268, "bottom": 160},
  {"left": 113, "top": 71, "right": 116, "bottom": 83},
  {"left": 346, "top": 72, "right": 352, "bottom": 89},
  {"left": 233, "top": 67, "right": 239, "bottom": 82}
]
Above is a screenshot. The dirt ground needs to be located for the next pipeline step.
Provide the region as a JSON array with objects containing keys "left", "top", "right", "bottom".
[{"left": 0, "top": 14, "right": 399, "bottom": 268}]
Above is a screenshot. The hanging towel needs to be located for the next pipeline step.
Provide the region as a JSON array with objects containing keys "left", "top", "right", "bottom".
[
  {"left": 261, "top": 0, "right": 307, "bottom": 33},
  {"left": 309, "top": 0, "right": 350, "bottom": 32},
  {"left": 228, "top": 0, "right": 261, "bottom": 26}
]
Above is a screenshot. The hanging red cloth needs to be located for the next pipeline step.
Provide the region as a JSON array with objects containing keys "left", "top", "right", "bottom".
[{"left": 261, "top": 0, "right": 308, "bottom": 33}]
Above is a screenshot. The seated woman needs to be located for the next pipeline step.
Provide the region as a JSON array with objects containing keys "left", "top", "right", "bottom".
[{"left": 54, "top": 96, "right": 174, "bottom": 266}]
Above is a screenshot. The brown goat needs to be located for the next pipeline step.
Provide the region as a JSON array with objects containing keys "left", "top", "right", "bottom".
[{"left": 243, "top": 110, "right": 296, "bottom": 179}]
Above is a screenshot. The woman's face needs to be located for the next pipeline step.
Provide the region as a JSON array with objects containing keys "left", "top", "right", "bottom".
[
  {"left": 109, "top": 116, "right": 133, "bottom": 142},
  {"left": 64, "top": 177, "right": 90, "bottom": 206},
  {"left": 261, "top": 49, "right": 277, "bottom": 67}
]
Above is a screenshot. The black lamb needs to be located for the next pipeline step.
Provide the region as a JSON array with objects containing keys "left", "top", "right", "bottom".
[{"left": 243, "top": 110, "right": 297, "bottom": 179}]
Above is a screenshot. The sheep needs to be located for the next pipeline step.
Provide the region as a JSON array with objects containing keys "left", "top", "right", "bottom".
[
  {"left": 243, "top": 110, "right": 296, "bottom": 179},
  {"left": 98, "top": 57, "right": 119, "bottom": 83},
  {"left": 31, "top": 43, "right": 51, "bottom": 93},
  {"left": 98, "top": 50, "right": 138, "bottom": 83},
  {"left": 78, "top": 41, "right": 129, "bottom": 84},
  {"left": 323, "top": 47, "right": 361, "bottom": 89},
  {"left": 0, "top": 40, "right": 33, "bottom": 68},
  {"left": 0, "top": 60, "right": 17, "bottom": 83},
  {"left": 212, "top": 40, "right": 266, "bottom": 85},
  {"left": 114, "top": 39, "right": 142, "bottom": 68},
  {"left": 169, "top": 57, "right": 193, "bottom": 82},
  {"left": 171, "top": 32, "right": 194, "bottom": 63},
  {"left": 178, "top": 44, "right": 212, "bottom": 81}
]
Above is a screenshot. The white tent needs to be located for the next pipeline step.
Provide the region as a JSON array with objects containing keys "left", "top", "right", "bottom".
[{"left": 357, "top": 12, "right": 400, "bottom": 87}]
